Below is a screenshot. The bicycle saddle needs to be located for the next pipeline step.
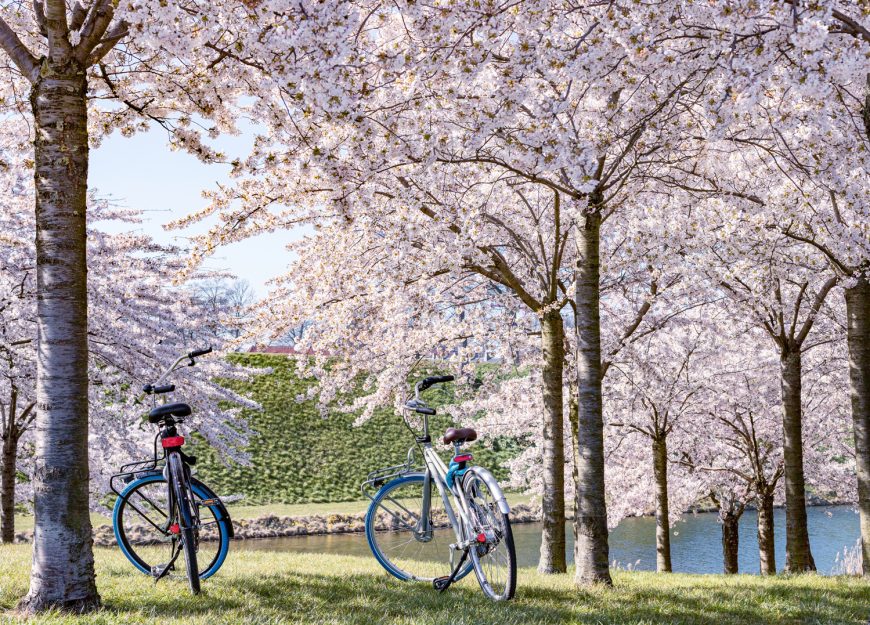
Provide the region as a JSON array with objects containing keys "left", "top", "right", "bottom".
[
  {"left": 149, "top": 402, "right": 192, "bottom": 423},
  {"left": 443, "top": 427, "right": 477, "bottom": 444}
]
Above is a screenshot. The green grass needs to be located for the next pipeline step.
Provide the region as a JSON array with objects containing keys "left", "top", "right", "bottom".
[{"left": 0, "top": 544, "right": 867, "bottom": 624}]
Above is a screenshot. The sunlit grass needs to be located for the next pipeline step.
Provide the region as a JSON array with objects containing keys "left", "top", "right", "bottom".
[{"left": 1, "top": 544, "right": 867, "bottom": 624}]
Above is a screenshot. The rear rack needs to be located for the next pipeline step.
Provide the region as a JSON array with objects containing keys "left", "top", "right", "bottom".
[
  {"left": 361, "top": 446, "right": 423, "bottom": 501},
  {"left": 109, "top": 456, "right": 164, "bottom": 498}
]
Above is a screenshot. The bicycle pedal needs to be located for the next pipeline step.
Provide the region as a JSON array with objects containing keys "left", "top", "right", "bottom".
[
  {"left": 150, "top": 563, "right": 174, "bottom": 579},
  {"left": 433, "top": 576, "right": 450, "bottom": 591}
]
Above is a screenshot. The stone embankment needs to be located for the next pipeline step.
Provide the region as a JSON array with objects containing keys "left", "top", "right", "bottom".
[{"left": 13, "top": 503, "right": 542, "bottom": 546}]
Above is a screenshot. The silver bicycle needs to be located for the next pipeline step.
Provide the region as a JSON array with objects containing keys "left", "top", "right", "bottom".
[{"left": 363, "top": 375, "right": 517, "bottom": 601}]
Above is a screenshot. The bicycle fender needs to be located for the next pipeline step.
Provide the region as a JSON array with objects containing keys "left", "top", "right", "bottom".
[
  {"left": 468, "top": 467, "right": 511, "bottom": 515},
  {"left": 191, "top": 478, "right": 235, "bottom": 538}
]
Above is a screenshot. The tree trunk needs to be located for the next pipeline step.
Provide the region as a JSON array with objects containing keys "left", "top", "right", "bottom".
[
  {"left": 572, "top": 210, "right": 612, "bottom": 586},
  {"left": 18, "top": 67, "right": 100, "bottom": 613},
  {"left": 779, "top": 349, "right": 815, "bottom": 572},
  {"left": 652, "top": 436, "right": 671, "bottom": 573},
  {"left": 721, "top": 510, "right": 740, "bottom": 575},
  {"left": 538, "top": 310, "right": 566, "bottom": 574},
  {"left": 845, "top": 277, "right": 870, "bottom": 576},
  {"left": 756, "top": 492, "right": 776, "bottom": 575},
  {"left": 1, "top": 432, "right": 17, "bottom": 543}
]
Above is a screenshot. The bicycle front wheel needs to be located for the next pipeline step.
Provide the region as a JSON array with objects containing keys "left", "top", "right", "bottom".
[
  {"left": 170, "top": 454, "right": 201, "bottom": 594},
  {"left": 365, "top": 473, "right": 473, "bottom": 582},
  {"left": 463, "top": 467, "right": 516, "bottom": 601},
  {"left": 112, "top": 473, "right": 230, "bottom": 583}
]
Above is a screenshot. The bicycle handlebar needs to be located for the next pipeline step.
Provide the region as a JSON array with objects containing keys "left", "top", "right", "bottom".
[{"left": 141, "top": 346, "right": 213, "bottom": 401}]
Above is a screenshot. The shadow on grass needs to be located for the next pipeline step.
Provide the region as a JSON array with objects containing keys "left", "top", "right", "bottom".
[{"left": 96, "top": 567, "right": 870, "bottom": 625}]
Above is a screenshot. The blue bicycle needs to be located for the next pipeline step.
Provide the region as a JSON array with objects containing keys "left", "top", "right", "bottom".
[{"left": 111, "top": 348, "right": 233, "bottom": 594}]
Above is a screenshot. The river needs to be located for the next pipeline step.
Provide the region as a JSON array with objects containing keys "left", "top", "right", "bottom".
[{"left": 232, "top": 505, "right": 860, "bottom": 575}]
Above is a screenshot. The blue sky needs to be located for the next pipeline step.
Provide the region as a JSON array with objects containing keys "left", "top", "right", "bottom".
[{"left": 89, "top": 127, "right": 303, "bottom": 297}]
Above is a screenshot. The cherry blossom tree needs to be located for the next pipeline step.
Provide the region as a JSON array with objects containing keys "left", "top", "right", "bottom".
[
  {"left": 671, "top": 0, "right": 870, "bottom": 573},
  {"left": 175, "top": 1, "right": 733, "bottom": 586},
  {"left": 668, "top": 188, "right": 841, "bottom": 571},
  {"left": 0, "top": 149, "right": 256, "bottom": 543},
  {"left": 0, "top": 0, "right": 351, "bottom": 609},
  {"left": 606, "top": 321, "right": 709, "bottom": 573}
]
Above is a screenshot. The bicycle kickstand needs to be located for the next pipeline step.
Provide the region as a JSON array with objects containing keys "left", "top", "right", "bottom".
[
  {"left": 433, "top": 548, "right": 470, "bottom": 593},
  {"left": 151, "top": 541, "right": 184, "bottom": 583}
]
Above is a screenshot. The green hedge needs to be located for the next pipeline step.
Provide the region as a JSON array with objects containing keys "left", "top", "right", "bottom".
[{"left": 192, "top": 354, "right": 516, "bottom": 504}]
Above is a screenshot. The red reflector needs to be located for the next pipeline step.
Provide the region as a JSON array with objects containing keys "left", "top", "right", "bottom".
[
  {"left": 169, "top": 523, "right": 180, "bottom": 535},
  {"left": 454, "top": 454, "right": 473, "bottom": 463},
  {"left": 477, "top": 533, "right": 487, "bottom": 543},
  {"left": 161, "top": 436, "right": 185, "bottom": 448}
]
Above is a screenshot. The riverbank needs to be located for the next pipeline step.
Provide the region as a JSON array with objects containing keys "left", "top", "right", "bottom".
[
  {"left": 10, "top": 499, "right": 541, "bottom": 546},
  {"left": 0, "top": 544, "right": 866, "bottom": 624}
]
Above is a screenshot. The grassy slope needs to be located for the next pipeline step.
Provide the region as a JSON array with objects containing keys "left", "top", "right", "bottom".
[
  {"left": 193, "top": 354, "right": 516, "bottom": 505},
  {"left": 0, "top": 545, "right": 867, "bottom": 625}
]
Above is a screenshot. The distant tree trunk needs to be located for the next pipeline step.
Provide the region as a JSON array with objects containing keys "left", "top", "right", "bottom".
[
  {"left": 779, "top": 349, "right": 815, "bottom": 572},
  {"left": 1, "top": 431, "right": 17, "bottom": 543},
  {"left": 721, "top": 509, "right": 741, "bottom": 575},
  {"left": 538, "top": 309, "right": 566, "bottom": 574},
  {"left": 651, "top": 436, "right": 671, "bottom": 572},
  {"left": 18, "top": 67, "right": 100, "bottom": 613},
  {"left": 572, "top": 210, "right": 612, "bottom": 586},
  {"left": 756, "top": 492, "right": 776, "bottom": 575},
  {"left": 845, "top": 277, "right": 870, "bottom": 576}
]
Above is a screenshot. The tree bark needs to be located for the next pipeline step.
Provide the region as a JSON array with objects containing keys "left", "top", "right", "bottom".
[
  {"left": 756, "top": 492, "right": 776, "bottom": 575},
  {"left": 538, "top": 309, "right": 566, "bottom": 574},
  {"left": 572, "top": 210, "right": 612, "bottom": 586},
  {"left": 721, "top": 510, "right": 740, "bottom": 575},
  {"left": 845, "top": 277, "right": 870, "bottom": 576},
  {"left": 18, "top": 66, "right": 100, "bottom": 613},
  {"left": 652, "top": 436, "right": 671, "bottom": 573},
  {"left": 1, "top": 432, "right": 17, "bottom": 543},
  {"left": 779, "top": 349, "right": 816, "bottom": 572}
]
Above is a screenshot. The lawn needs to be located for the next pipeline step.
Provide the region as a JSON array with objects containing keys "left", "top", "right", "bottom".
[{"left": 0, "top": 544, "right": 867, "bottom": 624}]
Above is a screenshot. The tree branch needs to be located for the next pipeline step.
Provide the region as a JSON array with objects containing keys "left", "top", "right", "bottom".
[
  {"left": 43, "top": 0, "right": 72, "bottom": 61},
  {"left": 794, "top": 275, "right": 838, "bottom": 348},
  {"left": 0, "top": 15, "right": 40, "bottom": 83}
]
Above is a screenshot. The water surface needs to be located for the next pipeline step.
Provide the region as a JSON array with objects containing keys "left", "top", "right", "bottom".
[{"left": 232, "top": 505, "right": 860, "bottom": 575}]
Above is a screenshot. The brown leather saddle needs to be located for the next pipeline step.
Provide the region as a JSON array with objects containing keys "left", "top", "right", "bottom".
[{"left": 443, "top": 427, "right": 477, "bottom": 445}]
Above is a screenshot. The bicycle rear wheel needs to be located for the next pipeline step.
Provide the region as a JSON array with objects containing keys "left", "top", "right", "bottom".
[
  {"left": 463, "top": 467, "right": 516, "bottom": 600},
  {"left": 113, "top": 474, "right": 230, "bottom": 582},
  {"left": 365, "top": 473, "right": 473, "bottom": 582}
]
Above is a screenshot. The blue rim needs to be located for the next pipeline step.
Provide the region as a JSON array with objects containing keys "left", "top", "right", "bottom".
[
  {"left": 112, "top": 474, "right": 230, "bottom": 580},
  {"left": 365, "top": 473, "right": 473, "bottom": 582}
]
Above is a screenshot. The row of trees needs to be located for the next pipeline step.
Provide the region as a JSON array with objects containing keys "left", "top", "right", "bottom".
[
  {"left": 177, "top": 0, "right": 867, "bottom": 584},
  {"left": 0, "top": 0, "right": 867, "bottom": 612}
]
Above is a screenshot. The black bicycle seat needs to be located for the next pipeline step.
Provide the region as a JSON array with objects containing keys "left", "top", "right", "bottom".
[{"left": 148, "top": 402, "right": 191, "bottom": 423}]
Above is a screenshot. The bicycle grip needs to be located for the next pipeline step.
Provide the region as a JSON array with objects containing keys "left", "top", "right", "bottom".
[
  {"left": 416, "top": 407, "right": 436, "bottom": 416},
  {"left": 143, "top": 384, "right": 175, "bottom": 394},
  {"left": 418, "top": 375, "right": 455, "bottom": 391},
  {"left": 188, "top": 346, "right": 213, "bottom": 359}
]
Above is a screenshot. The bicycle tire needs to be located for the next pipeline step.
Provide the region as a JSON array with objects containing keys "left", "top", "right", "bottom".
[
  {"left": 169, "top": 454, "right": 201, "bottom": 594},
  {"left": 463, "top": 467, "right": 516, "bottom": 600},
  {"left": 113, "top": 474, "right": 230, "bottom": 580}
]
